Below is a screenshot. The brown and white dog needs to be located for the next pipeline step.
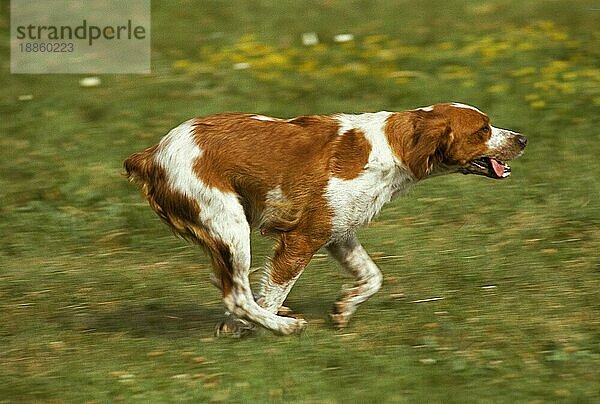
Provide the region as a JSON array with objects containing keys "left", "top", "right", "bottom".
[{"left": 124, "top": 102, "right": 527, "bottom": 335}]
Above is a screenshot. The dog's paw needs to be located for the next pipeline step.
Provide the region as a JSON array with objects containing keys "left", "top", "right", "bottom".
[
  {"left": 330, "top": 301, "right": 354, "bottom": 328},
  {"left": 214, "top": 317, "right": 256, "bottom": 338},
  {"left": 329, "top": 311, "right": 350, "bottom": 329},
  {"left": 277, "top": 316, "right": 307, "bottom": 336}
]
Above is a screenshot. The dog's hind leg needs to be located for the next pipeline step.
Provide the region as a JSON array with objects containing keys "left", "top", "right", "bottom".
[
  {"left": 326, "top": 235, "right": 383, "bottom": 328},
  {"left": 203, "top": 194, "right": 307, "bottom": 336}
]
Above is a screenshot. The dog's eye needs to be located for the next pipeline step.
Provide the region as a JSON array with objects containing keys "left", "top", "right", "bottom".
[{"left": 480, "top": 126, "right": 490, "bottom": 134}]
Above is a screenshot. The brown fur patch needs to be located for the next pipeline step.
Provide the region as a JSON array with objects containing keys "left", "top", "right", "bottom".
[
  {"left": 191, "top": 114, "right": 338, "bottom": 240},
  {"left": 329, "top": 128, "right": 371, "bottom": 180},
  {"left": 209, "top": 240, "right": 234, "bottom": 296},
  {"left": 385, "top": 111, "right": 448, "bottom": 180},
  {"left": 269, "top": 230, "right": 326, "bottom": 284}
]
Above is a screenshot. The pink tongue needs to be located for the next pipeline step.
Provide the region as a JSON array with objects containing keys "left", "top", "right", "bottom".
[{"left": 490, "top": 158, "right": 505, "bottom": 177}]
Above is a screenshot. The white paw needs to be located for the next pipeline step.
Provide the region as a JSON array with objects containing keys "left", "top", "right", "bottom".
[{"left": 277, "top": 317, "right": 308, "bottom": 335}]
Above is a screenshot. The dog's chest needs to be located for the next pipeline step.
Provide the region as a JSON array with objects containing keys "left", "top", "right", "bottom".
[{"left": 324, "top": 156, "right": 413, "bottom": 241}]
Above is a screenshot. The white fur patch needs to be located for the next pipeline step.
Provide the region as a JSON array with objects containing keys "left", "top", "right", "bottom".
[
  {"left": 327, "top": 236, "right": 383, "bottom": 324},
  {"left": 258, "top": 266, "right": 301, "bottom": 313},
  {"left": 250, "top": 115, "right": 281, "bottom": 122},
  {"left": 330, "top": 237, "right": 382, "bottom": 301},
  {"left": 487, "top": 126, "right": 511, "bottom": 150},
  {"left": 154, "top": 120, "right": 203, "bottom": 199},
  {"left": 415, "top": 105, "right": 434, "bottom": 112},
  {"left": 325, "top": 112, "right": 414, "bottom": 240},
  {"left": 259, "top": 185, "right": 288, "bottom": 229},
  {"left": 265, "top": 185, "right": 285, "bottom": 202},
  {"left": 450, "top": 102, "right": 485, "bottom": 114}
]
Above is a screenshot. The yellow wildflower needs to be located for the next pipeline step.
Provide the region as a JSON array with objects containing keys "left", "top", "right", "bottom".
[
  {"left": 440, "top": 65, "right": 473, "bottom": 80},
  {"left": 543, "top": 60, "right": 569, "bottom": 75},
  {"left": 487, "top": 84, "right": 509, "bottom": 94},
  {"left": 511, "top": 67, "right": 537, "bottom": 77},
  {"left": 530, "top": 100, "right": 546, "bottom": 109},
  {"left": 173, "top": 59, "right": 192, "bottom": 70}
]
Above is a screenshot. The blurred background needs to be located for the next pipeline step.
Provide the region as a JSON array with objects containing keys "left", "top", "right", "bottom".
[{"left": 1, "top": 1, "right": 599, "bottom": 401}]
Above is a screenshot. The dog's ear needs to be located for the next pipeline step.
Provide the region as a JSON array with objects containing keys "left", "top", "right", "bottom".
[{"left": 386, "top": 111, "right": 451, "bottom": 180}]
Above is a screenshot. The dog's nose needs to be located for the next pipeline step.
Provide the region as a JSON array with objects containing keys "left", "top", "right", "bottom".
[{"left": 516, "top": 134, "right": 528, "bottom": 148}]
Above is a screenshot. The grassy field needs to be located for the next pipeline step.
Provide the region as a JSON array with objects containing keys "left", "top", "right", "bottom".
[{"left": 1, "top": 0, "right": 599, "bottom": 402}]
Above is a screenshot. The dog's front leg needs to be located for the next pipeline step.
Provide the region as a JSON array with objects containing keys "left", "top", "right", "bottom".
[{"left": 327, "top": 235, "right": 383, "bottom": 328}]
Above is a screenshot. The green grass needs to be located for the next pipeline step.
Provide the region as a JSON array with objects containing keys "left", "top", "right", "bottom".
[{"left": 1, "top": 0, "right": 599, "bottom": 402}]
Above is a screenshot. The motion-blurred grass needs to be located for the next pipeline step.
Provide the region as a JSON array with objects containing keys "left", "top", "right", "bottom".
[{"left": 1, "top": 0, "right": 599, "bottom": 402}]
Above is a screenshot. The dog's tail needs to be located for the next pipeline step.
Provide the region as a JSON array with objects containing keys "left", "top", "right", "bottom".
[
  {"left": 123, "top": 144, "right": 159, "bottom": 189},
  {"left": 123, "top": 144, "right": 195, "bottom": 232},
  {"left": 124, "top": 144, "right": 175, "bottom": 227}
]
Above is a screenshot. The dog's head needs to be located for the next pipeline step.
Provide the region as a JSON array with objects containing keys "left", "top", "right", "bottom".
[{"left": 387, "top": 103, "right": 527, "bottom": 180}]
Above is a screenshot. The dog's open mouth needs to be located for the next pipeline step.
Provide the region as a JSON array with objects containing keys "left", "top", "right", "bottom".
[{"left": 462, "top": 157, "right": 511, "bottom": 179}]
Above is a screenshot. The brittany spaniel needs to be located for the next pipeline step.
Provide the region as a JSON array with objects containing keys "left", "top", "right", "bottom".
[{"left": 124, "top": 102, "right": 527, "bottom": 336}]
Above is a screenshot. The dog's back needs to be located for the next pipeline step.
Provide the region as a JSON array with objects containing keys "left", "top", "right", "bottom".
[{"left": 125, "top": 114, "right": 342, "bottom": 237}]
